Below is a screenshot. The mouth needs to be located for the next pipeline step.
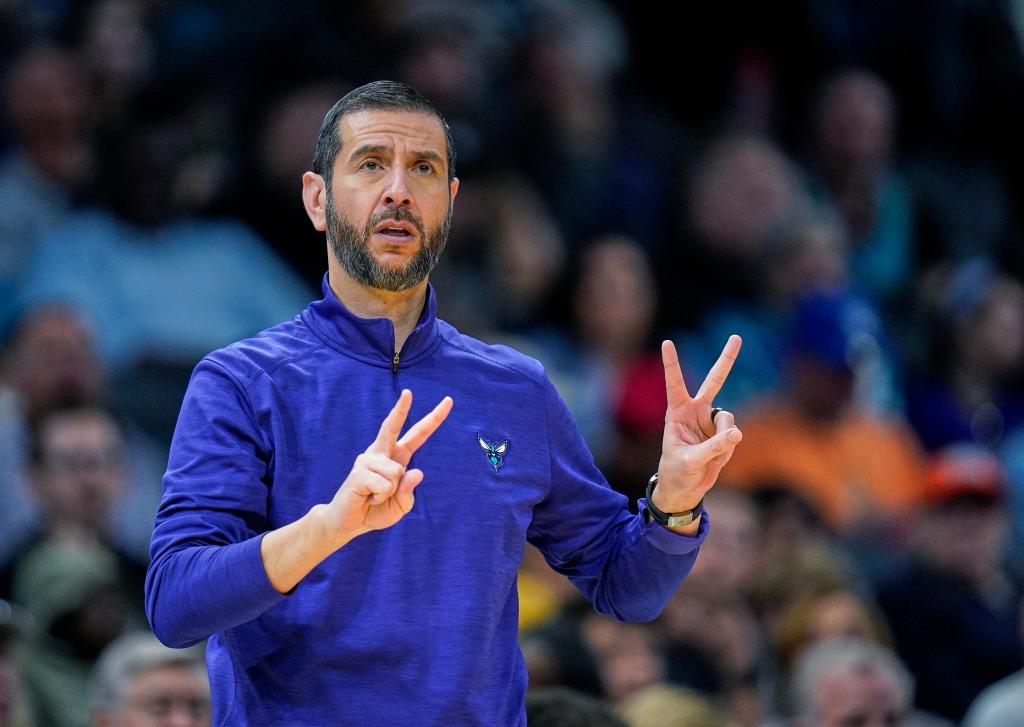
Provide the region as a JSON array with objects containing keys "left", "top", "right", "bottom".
[{"left": 372, "top": 220, "right": 419, "bottom": 242}]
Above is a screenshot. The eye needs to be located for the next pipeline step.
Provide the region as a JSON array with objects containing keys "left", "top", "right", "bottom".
[
  {"left": 360, "top": 159, "right": 382, "bottom": 171},
  {"left": 414, "top": 162, "right": 434, "bottom": 174}
]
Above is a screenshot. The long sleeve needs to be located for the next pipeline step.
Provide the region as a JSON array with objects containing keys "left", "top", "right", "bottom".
[
  {"left": 145, "top": 358, "right": 286, "bottom": 647},
  {"left": 526, "top": 376, "right": 708, "bottom": 622}
]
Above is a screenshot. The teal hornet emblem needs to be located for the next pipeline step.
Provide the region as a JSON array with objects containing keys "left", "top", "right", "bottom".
[{"left": 477, "top": 433, "right": 509, "bottom": 473}]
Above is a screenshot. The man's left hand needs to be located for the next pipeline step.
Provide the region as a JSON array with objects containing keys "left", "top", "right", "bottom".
[{"left": 652, "top": 335, "right": 743, "bottom": 527}]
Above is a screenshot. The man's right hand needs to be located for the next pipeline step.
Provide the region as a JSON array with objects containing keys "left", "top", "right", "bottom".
[
  {"left": 320, "top": 389, "right": 453, "bottom": 541},
  {"left": 260, "top": 389, "right": 452, "bottom": 594}
]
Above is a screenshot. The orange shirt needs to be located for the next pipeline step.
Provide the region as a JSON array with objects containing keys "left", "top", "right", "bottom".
[{"left": 723, "top": 400, "right": 928, "bottom": 530}]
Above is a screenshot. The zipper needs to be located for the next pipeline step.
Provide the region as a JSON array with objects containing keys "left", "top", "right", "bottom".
[{"left": 392, "top": 350, "right": 400, "bottom": 373}]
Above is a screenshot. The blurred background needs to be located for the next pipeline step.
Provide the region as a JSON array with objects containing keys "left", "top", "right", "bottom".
[{"left": 2, "top": 0, "right": 1024, "bottom": 725}]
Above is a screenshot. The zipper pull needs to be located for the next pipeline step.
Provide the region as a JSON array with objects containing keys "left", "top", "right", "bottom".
[{"left": 392, "top": 351, "right": 400, "bottom": 373}]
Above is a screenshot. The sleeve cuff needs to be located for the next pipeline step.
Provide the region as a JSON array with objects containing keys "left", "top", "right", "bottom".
[
  {"left": 244, "top": 531, "right": 294, "bottom": 602},
  {"left": 637, "top": 497, "right": 710, "bottom": 554}
]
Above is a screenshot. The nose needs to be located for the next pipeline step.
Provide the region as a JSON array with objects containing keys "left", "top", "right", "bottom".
[{"left": 381, "top": 166, "right": 413, "bottom": 208}]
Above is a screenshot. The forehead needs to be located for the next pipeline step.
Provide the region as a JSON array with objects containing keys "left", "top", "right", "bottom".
[
  {"left": 128, "top": 663, "right": 207, "bottom": 695},
  {"left": 337, "top": 109, "right": 447, "bottom": 158},
  {"left": 44, "top": 412, "right": 119, "bottom": 448}
]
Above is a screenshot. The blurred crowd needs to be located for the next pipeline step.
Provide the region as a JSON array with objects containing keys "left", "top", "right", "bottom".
[{"left": 2, "top": 0, "right": 1024, "bottom": 725}]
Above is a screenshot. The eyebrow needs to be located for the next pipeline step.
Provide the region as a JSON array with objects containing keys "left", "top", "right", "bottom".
[
  {"left": 348, "top": 144, "right": 391, "bottom": 163},
  {"left": 412, "top": 150, "right": 445, "bottom": 167},
  {"left": 348, "top": 144, "right": 446, "bottom": 168}
]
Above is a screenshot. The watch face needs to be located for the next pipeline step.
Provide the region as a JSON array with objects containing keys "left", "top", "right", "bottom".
[{"left": 666, "top": 512, "right": 696, "bottom": 527}]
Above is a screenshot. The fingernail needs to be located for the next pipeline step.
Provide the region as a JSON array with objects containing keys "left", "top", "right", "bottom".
[{"left": 728, "top": 429, "right": 742, "bottom": 443}]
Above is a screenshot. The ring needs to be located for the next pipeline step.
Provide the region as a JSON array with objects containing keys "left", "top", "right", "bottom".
[{"left": 710, "top": 407, "right": 724, "bottom": 424}]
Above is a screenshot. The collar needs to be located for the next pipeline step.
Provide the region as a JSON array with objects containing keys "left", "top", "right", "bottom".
[{"left": 302, "top": 273, "right": 441, "bottom": 368}]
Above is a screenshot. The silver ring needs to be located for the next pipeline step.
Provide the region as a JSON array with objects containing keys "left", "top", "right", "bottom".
[{"left": 710, "top": 407, "right": 725, "bottom": 424}]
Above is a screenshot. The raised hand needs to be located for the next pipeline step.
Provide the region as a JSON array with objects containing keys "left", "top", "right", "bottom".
[
  {"left": 325, "top": 389, "right": 453, "bottom": 538},
  {"left": 653, "top": 336, "right": 743, "bottom": 519}
]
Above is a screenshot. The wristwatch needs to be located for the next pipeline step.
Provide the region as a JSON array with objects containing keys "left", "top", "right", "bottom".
[{"left": 644, "top": 473, "right": 704, "bottom": 527}]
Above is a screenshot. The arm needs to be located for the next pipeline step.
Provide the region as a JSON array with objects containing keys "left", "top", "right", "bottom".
[
  {"left": 526, "top": 337, "right": 743, "bottom": 622},
  {"left": 526, "top": 374, "right": 709, "bottom": 623},
  {"left": 145, "top": 361, "right": 450, "bottom": 647},
  {"left": 145, "top": 359, "right": 282, "bottom": 647}
]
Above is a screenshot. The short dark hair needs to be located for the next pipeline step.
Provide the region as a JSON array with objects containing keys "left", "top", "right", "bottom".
[
  {"left": 311, "top": 80, "right": 457, "bottom": 186},
  {"left": 28, "top": 403, "right": 123, "bottom": 468}
]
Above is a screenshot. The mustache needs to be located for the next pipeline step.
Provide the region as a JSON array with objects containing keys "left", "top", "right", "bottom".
[{"left": 366, "top": 207, "right": 426, "bottom": 238}]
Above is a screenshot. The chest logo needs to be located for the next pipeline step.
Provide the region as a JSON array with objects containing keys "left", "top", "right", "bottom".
[{"left": 477, "top": 433, "right": 509, "bottom": 473}]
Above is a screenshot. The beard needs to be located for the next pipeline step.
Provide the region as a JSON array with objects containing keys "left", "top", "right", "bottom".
[{"left": 326, "top": 196, "right": 451, "bottom": 292}]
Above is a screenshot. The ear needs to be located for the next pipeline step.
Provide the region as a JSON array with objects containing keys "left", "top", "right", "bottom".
[
  {"left": 302, "top": 171, "right": 328, "bottom": 232},
  {"left": 449, "top": 176, "right": 460, "bottom": 204}
]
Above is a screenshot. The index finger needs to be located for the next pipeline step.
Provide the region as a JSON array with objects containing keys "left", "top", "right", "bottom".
[
  {"left": 696, "top": 334, "right": 742, "bottom": 403},
  {"left": 662, "top": 340, "right": 692, "bottom": 410},
  {"left": 396, "top": 396, "right": 454, "bottom": 457},
  {"left": 368, "top": 389, "right": 413, "bottom": 453}
]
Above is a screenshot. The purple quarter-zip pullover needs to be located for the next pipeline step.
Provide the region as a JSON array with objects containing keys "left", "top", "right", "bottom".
[{"left": 145, "top": 275, "right": 708, "bottom": 726}]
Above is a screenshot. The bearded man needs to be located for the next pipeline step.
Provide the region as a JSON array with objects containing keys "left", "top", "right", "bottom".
[{"left": 145, "top": 80, "right": 743, "bottom": 726}]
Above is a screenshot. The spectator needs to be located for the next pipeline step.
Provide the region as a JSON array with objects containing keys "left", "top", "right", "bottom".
[
  {"left": 0, "top": 43, "right": 94, "bottom": 328},
  {"left": 876, "top": 445, "right": 1021, "bottom": 721},
  {"left": 722, "top": 288, "right": 926, "bottom": 531},
  {"left": 431, "top": 173, "right": 565, "bottom": 338},
  {"left": 772, "top": 586, "right": 892, "bottom": 676},
  {"left": 753, "top": 541, "right": 863, "bottom": 641},
  {"left": 810, "top": 70, "right": 916, "bottom": 313},
  {"left": 788, "top": 638, "right": 917, "bottom": 727},
  {"left": 0, "top": 404, "right": 147, "bottom": 615},
  {"left": 90, "top": 631, "right": 209, "bottom": 727},
  {"left": 657, "top": 491, "right": 767, "bottom": 723},
  {"left": 12, "top": 541, "right": 134, "bottom": 727},
  {"left": 665, "top": 134, "right": 810, "bottom": 328},
  {"left": 907, "top": 257, "right": 1024, "bottom": 452},
  {"left": 533, "top": 235, "right": 662, "bottom": 483},
  {"left": 514, "top": 0, "right": 688, "bottom": 250},
  {"left": 748, "top": 486, "right": 829, "bottom": 568}
]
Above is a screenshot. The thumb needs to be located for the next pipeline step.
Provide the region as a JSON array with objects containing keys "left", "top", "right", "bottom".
[
  {"left": 695, "top": 426, "right": 742, "bottom": 465},
  {"left": 394, "top": 468, "right": 424, "bottom": 513}
]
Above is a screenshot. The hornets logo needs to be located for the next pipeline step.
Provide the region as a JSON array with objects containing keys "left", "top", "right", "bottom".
[{"left": 476, "top": 433, "right": 509, "bottom": 473}]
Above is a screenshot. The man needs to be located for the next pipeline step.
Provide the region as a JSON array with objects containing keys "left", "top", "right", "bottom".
[
  {"left": 0, "top": 403, "right": 146, "bottom": 607},
  {"left": 790, "top": 637, "right": 914, "bottom": 727},
  {"left": 877, "top": 445, "right": 1021, "bottom": 721},
  {"left": 145, "top": 81, "right": 743, "bottom": 726},
  {"left": 90, "top": 631, "right": 209, "bottom": 727}
]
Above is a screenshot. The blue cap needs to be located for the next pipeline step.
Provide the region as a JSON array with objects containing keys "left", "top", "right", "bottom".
[{"left": 787, "top": 288, "right": 882, "bottom": 372}]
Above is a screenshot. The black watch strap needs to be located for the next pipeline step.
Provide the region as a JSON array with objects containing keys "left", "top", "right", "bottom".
[{"left": 644, "top": 473, "right": 704, "bottom": 527}]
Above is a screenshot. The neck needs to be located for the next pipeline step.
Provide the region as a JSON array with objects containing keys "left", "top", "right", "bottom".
[{"left": 327, "top": 257, "right": 428, "bottom": 353}]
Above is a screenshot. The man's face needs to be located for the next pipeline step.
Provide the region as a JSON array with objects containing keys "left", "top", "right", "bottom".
[
  {"left": 35, "top": 411, "right": 125, "bottom": 531},
  {"left": 323, "top": 109, "right": 458, "bottom": 291},
  {"left": 7, "top": 309, "right": 104, "bottom": 416},
  {"left": 815, "top": 666, "right": 905, "bottom": 727},
  {"left": 112, "top": 664, "right": 210, "bottom": 727}
]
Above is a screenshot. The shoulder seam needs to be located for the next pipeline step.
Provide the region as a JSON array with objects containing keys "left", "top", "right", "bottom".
[
  {"left": 200, "top": 358, "right": 270, "bottom": 455},
  {"left": 257, "top": 339, "right": 328, "bottom": 383}
]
